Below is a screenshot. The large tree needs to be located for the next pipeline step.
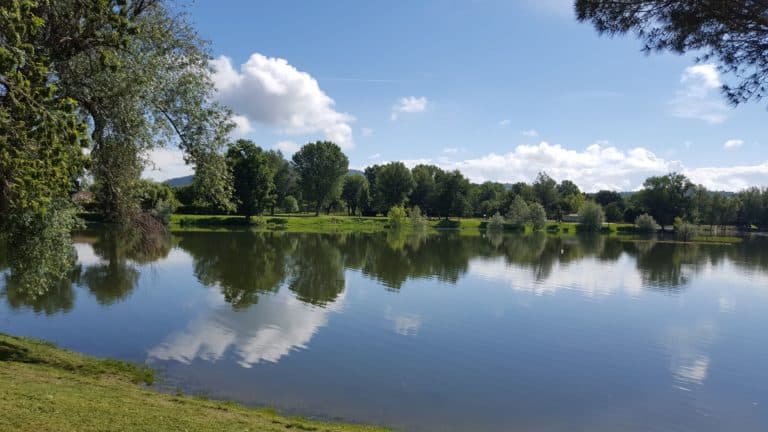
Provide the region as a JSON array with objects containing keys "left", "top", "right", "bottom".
[
  {"left": 431, "top": 170, "right": 470, "bottom": 218},
  {"left": 292, "top": 141, "right": 349, "bottom": 216},
  {"left": 576, "top": 0, "right": 768, "bottom": 107},
  {"left": 225, "top": 140, "right": 275, "bottom": 221},
  {"left": 635, "top": 172, "right": 694, "bottom": 226},
  {"left": 265, "top": 150, "right": 298, "bottom": 215},
  {"left": 375, "top": 162, "right": 415, "bottom": 210},
  {"left": 341, "top": 175, "right": 370, "bottom": 216},
  {"left": 411, "top": 164, "right": 443, "bottom": 216}
]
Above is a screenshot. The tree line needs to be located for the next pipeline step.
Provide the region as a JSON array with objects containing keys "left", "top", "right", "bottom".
[{"left": 171, "top": 139, "right": 768, "bottom": 231}]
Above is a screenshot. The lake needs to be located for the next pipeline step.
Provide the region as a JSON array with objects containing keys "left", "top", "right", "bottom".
[{"left": 2, "top": 229, "right": 768, "bottom": 431}]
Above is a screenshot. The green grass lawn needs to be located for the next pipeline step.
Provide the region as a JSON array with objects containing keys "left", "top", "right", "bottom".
[{"left": 0, "top": 333, "right": 387, "bottom": 432}]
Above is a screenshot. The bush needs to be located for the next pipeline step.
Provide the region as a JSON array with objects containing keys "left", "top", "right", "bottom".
[
  {"left": 579, "top": 201, "right": 605, "bottom": 232},
  {"left": 506, "top": 196, "right": 530, "bottom": 226},
  {"left": 282, "top": 196, "right": 299, "bottom": 213},
  {"left": 487, "top": 212, "right": 505, "bottom": 231},
  {"left": 528, "top": 203, "right": 547, "bottom": 231},
  {"left": 387, "top": 205, "right": 407, "bottom": 229},
  {"left": 408, "top": 206, "right": 428, "bottom": 230},
  {"left": 635, "top": 213, "right": 658, "bottom": 233},
  {"left": 674, "top": 217, "right": 698, "bottom": 241}
]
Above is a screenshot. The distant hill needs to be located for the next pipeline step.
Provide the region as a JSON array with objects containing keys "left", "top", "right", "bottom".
[
  {"left": 164, "top": 175, "right": 193, "bottom": 187},
  {"left": 348, "top": 169, "right": 364, "bottom": 176}
]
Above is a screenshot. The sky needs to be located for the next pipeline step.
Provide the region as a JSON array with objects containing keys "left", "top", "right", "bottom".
[{"left": 145, "top": 0, "right": 767, "bottom": 192}]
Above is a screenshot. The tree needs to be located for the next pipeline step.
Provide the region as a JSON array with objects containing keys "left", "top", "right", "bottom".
[
  {"left": 471, "top": 181, "right": 506, "bottom": 217},
  {"left": 576, "top": 0, "right": 768, "bottom": 107},
  {"left": 411, "top": 164, "right": 443, "bottom": 216},
  {"left": 431, "top": 170, "right": 470, "bottom": 218},
  {"left": 532, "top": 172, "right": 559, "bottom": 218},
  {"left": 55, "top": 0, "right": 235, "bottom": 223},
  {"left": 528, "top": 203, "right": 547, "bottom": 231},
  {"left": 341, "top": 175, "right": 370, "bottom": 216},
  {"left": 738, "top": 187, "right": 768, "bottom": 227},
  {"left": 266, "top": 150, "right": 298, "bottom": 214},
  {"left": 506, "top": 196, "right": 530, "bottom": 226},
  {"left": 226, "top": 140, "right": 275, "bottom": 221},
  {"left": 635, "top": 173, "right": 693, "bottom": 226},
  {"left": 593, "top": 190, "right": 625, "bottom": 209},
  {"left": 579, "top": 201, "right": 605, "bottom": 232},
  {"left": 292, "top": 141, "right": 349, "bottom": 216},
  {"left": 363, "top": 164, "right": 383, "bottom": 215},
  {"left": 376, "top": 162, "right": 415, "bottom": 209}
]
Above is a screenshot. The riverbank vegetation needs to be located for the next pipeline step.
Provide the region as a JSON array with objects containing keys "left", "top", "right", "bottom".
[{"left": 0, "top": 333, "right": 386, "bottom": 432}]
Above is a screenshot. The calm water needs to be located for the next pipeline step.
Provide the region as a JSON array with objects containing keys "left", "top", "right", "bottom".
[{"left": 2, "top": 230, "right": 768, "bottom": 431}]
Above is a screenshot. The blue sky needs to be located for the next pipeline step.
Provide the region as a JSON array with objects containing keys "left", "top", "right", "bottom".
[{"left": 146, "top": 0, "right": 767, "bottom": 191}]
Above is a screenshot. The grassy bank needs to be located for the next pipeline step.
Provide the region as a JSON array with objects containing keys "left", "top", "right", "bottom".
[
  {"left": 168, "top": 214, "right": 639, "bottom": 234},
  {"left": 0, "top": 333, "right": 386, "bottom": 432}
]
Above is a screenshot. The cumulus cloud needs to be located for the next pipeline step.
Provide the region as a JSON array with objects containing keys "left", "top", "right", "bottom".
[
  {"left": 211, "top": 53, "right": 355, "bottom": 148},
  {"left": 396, "top": 141, "right": 767, "bottom": 192},
  {"left": 723, "top": 139, "right": 743, "bottom": 149},
  {"left": 274, "top": 140, "right": 300, "bottom": 155},
  {"left": 143, "top": 147, "right": 193, "bottom": 181},
  {"left": 391, "top": 96, "right": 428, "bottom": 120},
  {"left": 669, "top": 64, "right": 729, "bottom": 124},
  {"left": 522, "top": 129, "right": 539, "bottom": 137},
  {"left": 498, "top": 119, "right": 511, "bottom": 127}
]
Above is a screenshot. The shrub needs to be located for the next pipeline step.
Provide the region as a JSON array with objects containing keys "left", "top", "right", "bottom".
[
  {"left": 487, "top": 212, "right": 505, "bottom": 231},
  {"left": 387, "top": 205, "right": 407, "bottom": 229},
  {"left": 528, "top": 203, "right": 547, "bottom": 231},
  {"left": 282, "top": 196, "right": 299, "bottom": 213},
  {"left": 635, "top": 213, "right": 658, "bottom": 233},
  {"left": 579, "top": 201, "right": 605, "bottom": 232},
  {"left": 674, "top": 217, "right": 698, "bottom": 241},
  {"left": 506, "top": 196, "right": 530, "bottom": 226},
  {"left": 408, "top": 206, "right": 429, "bottom": 230}
]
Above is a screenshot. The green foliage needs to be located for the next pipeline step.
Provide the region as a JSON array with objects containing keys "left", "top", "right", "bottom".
[
  {"left": 431, "top": 170, "right": 470, "bottom": 218},
  {"left": 408, "top": 206, "right": 429, "bottom": 230},
  {"left": 387, "top": 205, "right": 408, "bottom": 229},
  {"left": 674, "top": 217, "right": 698, "bottom": 241},
  {"left": 226, "top": 140, "right": 275, "bottom": 220},
  {"left": 532, "top": 172, "right": 558, "bottom": 217},
  {"left": 375, "top": 162, "right": 415, "bottom": 209},
  {"left": 604, "top": 202, "right": 623, "bottom": 222},
  {"left": 635, "top": 213, "right": 659, "bottom": 234},
  {"left": 282, "top": 195, "right": 299, "bottom": 213},
  {"left": 266, "top": 150, "right": 298, "bottom": 214},
  {"left": 579, "top": 201, "right": 605, "bottom": 232},
  {"left": 635, "top": 172, "right": 693, "bottom": 226},
  {"left": 341, "top": 175, "right": 370, "bottom": 215},
  {"left": 528, "top": 203, "right": 547, "bottom": 231},
  {"left": 487, "top": 212, "right": 505, "bottom": 231},
  {"left": 506, "top": 196, "right": 530, "bottom": 226},
  {"left": 3, "top": 201, "right": 82, "bottom": 297},
  {"left": 293, "top": 141, "right": 349, "bottom": 215},
  {"left": 410, "top": 164, "right": 442, "bottom": 216}
]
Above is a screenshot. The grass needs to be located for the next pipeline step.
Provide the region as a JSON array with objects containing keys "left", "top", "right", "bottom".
[
  {"left": 0, "top": 333, "right": 388, "bottom": 432},
  {"left": 170, "top": 213, "right": 485, "bottom": 233}
]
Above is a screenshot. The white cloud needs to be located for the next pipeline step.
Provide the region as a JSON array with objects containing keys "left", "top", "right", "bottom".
[
  {"left": 724, "top": 139, "right": 743, "bottom": 149},
  {"left": 231, "top": 114, "right": 254, "bottom": 137},
  {"left": 274, "top": 140, "right": 300, "bottom": 155},
  {"left": 391, "top": 96, "right": 428, "bottom": 120},
  {"left": 443, "top": 147, "right": 459, "bottom": 154},
  {"left": 498, "top": 119, "right": 511, "bottom": 127},
  {"left": 397, "top": 141, "right": 768, "bottom": 192},
  {"left": 369, "top": 153, "right": 381, "bottom": 160},
  {"left": 522, "top": 129, "right": 539, "bottom": 137},
  {"left": 361, "top": 127, "right": 374, "bottom": 137},
  {"left": 149, "top": 288, "right": 345, "bottom": 368},
  {"left": 142, "top": 147, "right": 193, "bottom": 181},
  {"left": 211, "top": 53, "right": 355, "bottom": 148},
  {"left": 669, "top": 64, "right": 728, "bottom": 124}
]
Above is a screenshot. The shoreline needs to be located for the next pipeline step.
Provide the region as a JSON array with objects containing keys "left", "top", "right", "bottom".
[{"left": 0, "top": 333, "right": 388, "bottom": 432}]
